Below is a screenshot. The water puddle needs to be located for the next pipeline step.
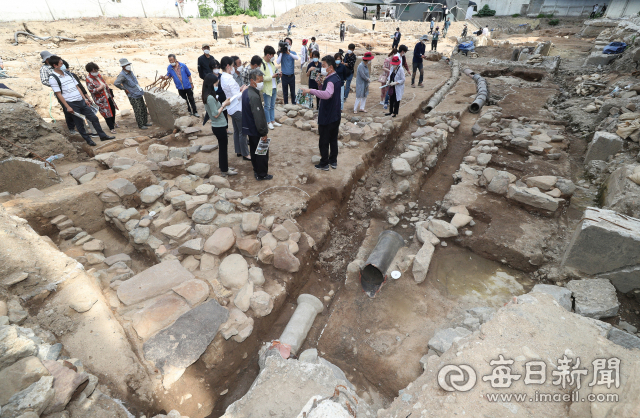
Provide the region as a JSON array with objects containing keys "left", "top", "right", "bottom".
[{"left": 429, "top": 246, "right": 534, "bottom": 308}]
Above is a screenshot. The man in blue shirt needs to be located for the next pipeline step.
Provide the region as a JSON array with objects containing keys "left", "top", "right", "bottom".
[
  {"left": 276, "top": 37, "right": 299, "bottom": 105},
  {"left": 411, "top": 35, "right": 427, "bottom": 87},
  {"left": 162, "top": 54, "right": 199, "bottom": 117}
]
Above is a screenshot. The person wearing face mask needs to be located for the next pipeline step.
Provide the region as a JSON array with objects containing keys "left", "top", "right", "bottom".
[
  {"left": 300, "top": 39, "right": 309, "bottom": 70},
  {"left": 411, "top": 35, "right": 428, "bottom": 88},
  {"left": 202, "top": 73, "right": 235, "bottom": 176},
  {"left": 276, "top": 37, "right": 299, "bottom": 105},
  {"left": 162, "top": 54, "right": 199, "bottom": 117},
  {"left": 114, "top": 58, "right": 152, "bottom": 130},
  {"left": 212, "top": 19, "right": 218, "bottom": 41},
  {"left": 48, "top": 55, "right": 115, "bottom": 146},
  {"left": 392, "top": 28, "right": 401, "bottom": 50},
  {"left": 343, "top": 44, "right": 357, "bottom": 100},
  {"left": 243, "top": 69, "right": 272, "bottom": 181},
  {"left": 85, "top": 62, "right": 119, "bottom": 133},
  {"left": 260, "top": 46, "right": 280, "bottom": 130},
  {"left": 333, "top": 52, "right": 347, "bottom": 111},
  {"left": 205, "top": 61, "right": 229, "bottom": 130},
  {"left": 306, "top": 50, "right": 321, "bottom": 109},
  {"left": 385, "top": 55, "right": 405, "bottom": 118},
  {"left": 309, "top": 37, "right": 320, "bottom": 54},
  {"left": 431, "top": 27, "right": 440, "bottom": 51},
  {"left": 383, "top": 45, "right": 410, "bottom": 108},
  {"left": 354, "top": 51, "right": 374, "bottom": 114},
  {"left": 198, "top": 43, "right": 218, "bottom": 80},
  {"left": 40, "top": 50, "right": 78, "bottom": 135},
  {"left": 231, "top": 56, "right": 246, "bottom": 86},
  {"left": 301, "top": 55, "right": 341, "bottom": 171},
  {"left": 220, "top": 56, "right": 250, "bottom": 161}
]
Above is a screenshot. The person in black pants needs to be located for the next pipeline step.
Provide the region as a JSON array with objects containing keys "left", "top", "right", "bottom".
[
  {"left": 162, "top": 54, "right": 199, "bottom": 117},
  {"left": 202, "top": 73, "right": 236, "bottom": 176},
  {"left": 431, "top": 28, "right": 440, "bottom": 51},
  {"left": 306, "top": 50, "right": 322, "bottom": 109},
  {"left": 242, "top": 69, "right": 272, "bottom": 181},
  {"left": 276, "top": 37, "right": 299, "bottom": 104},
  {"left": 302, "top": 55, "right": 341, "bottom": 171}
]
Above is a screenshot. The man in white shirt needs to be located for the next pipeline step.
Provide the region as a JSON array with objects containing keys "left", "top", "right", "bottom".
[
  {"left": 276, "top": 37, "right": 299, "bottom": 105},
  {"left": 590, "top": 4, "right": 599, "bottom": 18},
  {"left": 219, "top": 56, "right": 250, "bottom": 159},
  {"left": 47, "top": 55, "right": 114, "bottom": 146},
  {"left": 482, "top": 26, "right": 490, "bottom": 37}
]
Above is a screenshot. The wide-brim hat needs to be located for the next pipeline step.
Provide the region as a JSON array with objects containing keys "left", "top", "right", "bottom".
[
  {"left": 202, "top": 43, "right": 210, "bottom": 48},
  {"left": 363, "top": 51, "right": 374, "bottom": 61},
  {"left": 40, "top": 50, "right": 53, "bottom": 63},
  {"left": 119, "top": 58, "right": 132, "bottom": 67},
  {"left": 302, "top": 39, "right": 308, "bottom": 45},
  {"left": 391, "top": 56, "right": 401, "bottom": 65},
  {"left": 421, "top": 35, "right": 429, "bottom": 40}
]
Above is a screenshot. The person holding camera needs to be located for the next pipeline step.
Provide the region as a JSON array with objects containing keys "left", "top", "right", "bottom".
[{"left": 276, "top": 37, "right": 299, "bottom": 105}]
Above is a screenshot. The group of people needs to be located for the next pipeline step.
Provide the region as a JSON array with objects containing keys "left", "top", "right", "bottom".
[{"left": 590, "top": 3, "right": 608, "bottom": 18}]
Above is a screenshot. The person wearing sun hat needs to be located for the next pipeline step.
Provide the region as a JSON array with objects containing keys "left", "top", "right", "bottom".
[
  {"left": 114, "top": 57, "right": 151, "bottom": 129},
  {"left": 300, "top": 39, "right": 309, "bottom": 70},
  {"left": 385, "top": 55, "right": 405, "bottom": 117},
  {"left": 354, "top": 51, "right": 374, "bottom": 114}
]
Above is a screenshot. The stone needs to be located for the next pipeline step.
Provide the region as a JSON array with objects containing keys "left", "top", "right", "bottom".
[
  {"left": 104, "top": 253, "right": 131, "bottom": 267},
  {"left": 234, "top": 282, "right": 254, "bottom": 312},
  {"left": 209, "top": 175, "right": 230, "bottom": 189},
  {"left": 7, "top": 299, "right": 27, "bottom": 325},
  {"left": 546, "top": 188, "right": 562, "bottom": 198},
  {"left": 531, "top": 284, "right": 572, "bottom": 311},
  {"left": 85, "top": 252, "right": 106, "bottom": 265},
  {"left": 274, "top": 244, "right": 300, "bottom": 273},
  {"left": 258, "top": 246, "right": 274, "bottom": 264},
  {"left": 3, "top": 272, "right": 29, "bottom": 286},
  {"left": 195, "top": 184, "right": 216, "bottom": 195},
  {"left": 187, "top": 163, "right": 211, "bottom": 178},
  {"left": 192, "top": 204, "right": 217, "bottom": 224},
  {"left": 412, "top": 242, "right": 435, "bottom": 283},
  {"left": 391, "top": 158, "right": 412, "bottom": 176},
  {"left": 117, "top": 259, "right": 195, "bottom": 305},
  {"left": 416, "top": 223, "right": 440, "bottom": 245},
  {"left": 68, "top": 165, "right": 96, "bottom": 181},
  {"left": 555, "top": 178, "right": 576, "bottom": 196},
  {"left": 565, "top": 279, "right": 619, "bottom": 319},
  {"left": 250, "top": 291, "right": 273, "bottom": 317},
  {"left": 272, "top": 225, "right": 290, "bottom": 241},
  {"left": 428, "top": 219, "right": 458, "bottom": 238},
  {"left": 185, "top": 195, "right": 208, "bottom": 217},
  {"left": 140, "top": 185, "right": 165, "bottom": 204},
  {"left": 450, "top": 213, "right": 472, "bottom": 228},
  {"left": 168, "top": 147, "right": 190, "bottom": 160},
  {"left": 446, "top": 205, "right": 469, "bottom": 216},
  {"left": 143, "top": 300, "right": 229, "bottom": 384},
  {"left": 584, "top": 131, "right": 624, "bottom": 164},
  {"left": 248, "top": 267, "right": 265, "bottom": 286},
  {"left": 214, "top": 199, "right": 236, "bottom": 214},
  {"left": 0, "top": 356, "right": 50, "bottom": 406},
  {"left": 106, "top": 178, "right": 136, "bottom": 197},
  {"left": 78, "top": 172, "right": 96, "bottom": 184},
  {"left": 476, "top": 153, "right": 491, "bottom": 166},
  {"left": 236, "top": 238, "right": 261, "bottom": 257},
  {"left": 561, "top": 208, "right": 640, "bottom": 284},
  {"left": 56, "top": 219, "right": 74, "bottom": 230},
  {"left": 82, "top": 239, "right": 104, "bottom": 252},
  {"left": 42, "top": 360, "right": 89, "bottom": 414},
  {"left": 242, "top": 212, "right": 262, "bottom": 233},
  {"left": 181, "top": 255, "right": 200, "bottom": 272},
  {"left": 218, "top": 254, "right": 249, "bottom": 289},
  {"left": 0, "top": 376, "right": 55, "bottom": 418},
  {"left": 179, "top": 238, "right": 204, "bottom": 255},
  {"left": 400, "top": 151, "right": 421, "bottom": 165},
  {"left": 117, "top": 207, "right": 140, "bottom": 223},
  {"left": 201, "top": 144, "right": 219, "bottom": 152},
  {"left": 161, "top": 223, "right": 191, "bottom": 240},
  {"left": 204, "top": 227, "right": 235, "bottom": 255},
  {"left": 171, "top": 194, "right": 193, "bottom": 211},
  {"left": 219, "top": 308, "right": 253, "bottom": 343},
  {"left": 507, "top": 185, "right": 559, "bottom": 212},
  {"left": 176, "top": 175, "right": 202, "bottom": 194},
  {"left": 428, "top": 327, "right": 472, "bottom": 355},
  {"left": 172, "top": 279, "right": 209, "bottom": 307},
  {"left": 607, "top": 328, "right": 640, "bottom": 350},
  {"left": 18, "top": 188, "right": 45, "bottom": 199},
  {"left": 525, "top": 176, "right": 558, "bottom": 191},
  {"left": 261, "top": 233, "right": 278, "bottom": 251},
  {"left": 147, "top": 144, "right": 169, "bottom": 162},
  {"left": 69, "top": 295, "right": 98, "bottom": 313},
  {"left": 214, "top": 213, "right": 243, "bottom": 227}
]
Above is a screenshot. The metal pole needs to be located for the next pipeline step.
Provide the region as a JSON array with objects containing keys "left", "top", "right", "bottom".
[
  {"left": 44, "top": 0, "right": 56, "bottom": 21},
  {"left": 140, "top": 0, "right": 148, "bottom": 18}
]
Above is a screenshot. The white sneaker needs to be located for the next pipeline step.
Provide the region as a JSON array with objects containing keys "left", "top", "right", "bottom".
[
  {"left": 222, "top": 170, "right": 238, "bottom": 176},
  {"left": 268, "top": 123, "right": 274, "bottom": 130},
  {"left": 272, "top": 121, "right": 282, "bottom": 127},
  {"left": 379, "top": 101, "right": 385, "bottom": 105}
]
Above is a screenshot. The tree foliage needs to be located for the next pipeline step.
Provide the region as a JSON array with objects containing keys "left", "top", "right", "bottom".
[{"left": 476, "top": 5, "right": 496, "bottom": 17}]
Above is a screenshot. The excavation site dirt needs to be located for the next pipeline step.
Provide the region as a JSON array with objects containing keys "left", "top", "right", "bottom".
[{"left": 1, "top": 5, "right": 640, "bottom": 418}]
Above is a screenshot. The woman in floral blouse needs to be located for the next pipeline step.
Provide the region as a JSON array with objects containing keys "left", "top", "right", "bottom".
[{"left": 85, "top": 62, "right": 118, "bottom": 133}]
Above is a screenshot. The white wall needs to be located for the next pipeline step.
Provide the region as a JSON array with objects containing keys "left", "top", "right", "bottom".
[
  {"left": 473, "top": 0, "right": 599, "bottom": 16},
  {"left": 0, "top": 0, "right": 201, "bottom": 22},
  {"left": 606, "top": 0, "right": 640, "bottom": 18}
]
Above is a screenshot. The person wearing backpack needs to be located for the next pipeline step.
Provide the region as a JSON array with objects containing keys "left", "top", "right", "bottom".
[
  {"left": 39, "top": 51, "right": 77, "bottom": 135},
  {"left": 47, "top": 55, "right": 114, "bottom": 146}
]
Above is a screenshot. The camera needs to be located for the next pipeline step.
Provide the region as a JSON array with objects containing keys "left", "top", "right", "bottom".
[{"left": 278, "top": 39, "right": 288, "bottom": 54}]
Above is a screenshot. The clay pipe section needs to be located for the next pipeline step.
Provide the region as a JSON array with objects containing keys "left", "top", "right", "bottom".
[
  {"left": 279, "top": 294, "right": 324, "bottom": 355},
  {"left": 424, "top": 60, "right": 460, "bottom": 113},
  {"left": 464, "top": 68, "right": 488, "bottom": 114},
  {"left": 359, "top": 230, "right": 405, "bottom": 298}
]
